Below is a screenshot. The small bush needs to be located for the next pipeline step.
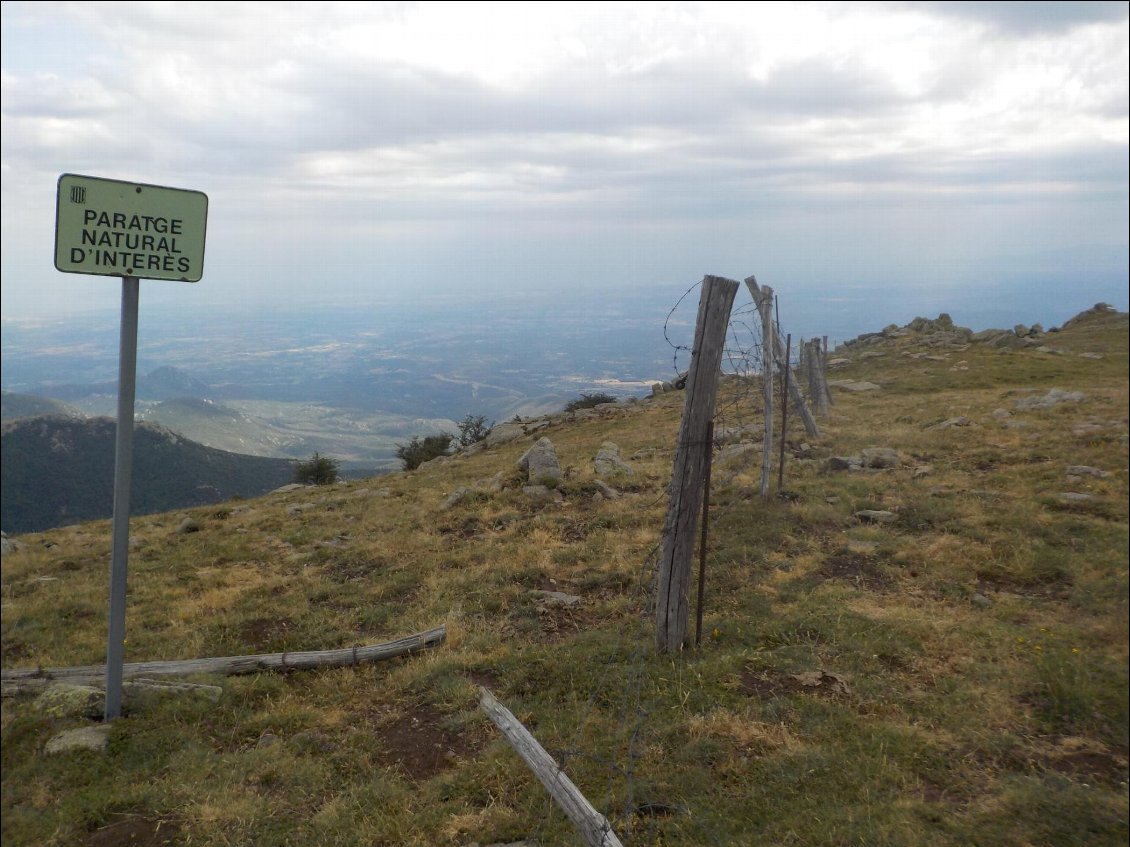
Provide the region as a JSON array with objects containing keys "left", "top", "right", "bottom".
[
  {"left": 293, "top": 452, "right": 339, "bottom": 485},
  {"left": 563, "top": 392, "right": 617, "bottom": 413},
  {"left": 456, "top": 414, "right": 493, "bottom": 447},
  {"left": 396, "top": 434, "right": 454, "bottom": 470}
]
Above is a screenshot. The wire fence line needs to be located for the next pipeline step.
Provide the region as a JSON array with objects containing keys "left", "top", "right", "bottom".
[{"left": 519, "top": 280, "right": 822, "bottom": 844}]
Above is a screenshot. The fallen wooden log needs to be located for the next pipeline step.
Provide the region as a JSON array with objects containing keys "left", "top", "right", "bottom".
[
  {"left": 479, "top": 686, "right": 624, "bottom": 847},
  {"left": 1, "top": 626, "right": 446, "bottom": 690}
]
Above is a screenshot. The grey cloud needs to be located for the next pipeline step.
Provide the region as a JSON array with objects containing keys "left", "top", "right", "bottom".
[{"left": 909, "top": 1, "right": 1128, "bottom": 35}]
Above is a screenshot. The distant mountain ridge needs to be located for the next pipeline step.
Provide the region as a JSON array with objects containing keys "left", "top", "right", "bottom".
[
  {"left": 1, "top": 415, "right": 297, "bottom": 534},
  {"left": 0, "top": 391, "right": 85, "bottom": 422}
]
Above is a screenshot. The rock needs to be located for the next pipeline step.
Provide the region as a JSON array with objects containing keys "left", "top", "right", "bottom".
[
  {"left": 1065, "top": 465, "right": 1110, "bottom": 478},
  {"left": 257, "top": 733, "right": 281, "bottom": 749},
  {"left": 830, "top": 380, "right": 882, "bottom": 392},
  {"left": 859, "top": 351, "right": 886, "bottom": 359},
  {"left": 35, "top": 683, "right": 104, "bottom": 719},
  {"left": 1013, "top": 324, "right": 1029, "bottom": 337},
  {"left": 1013, "top": 388, "right": 1085, "bottom": 410},
  {"left": 912, "top": 465, "right": 933, "bottom": 479},
  {"left": 992, "top": 408, "right": 1011, "bottom": 419},
  {"left": 284, "top": 504, "right": 315, "bottom": 517},
  {"left": 518, "top": 437, "right": 563, "bottom": 484},
  {"left": 593, "top": 442, "right": 634, "bottom": 477},
  {"left": 1, "top": 532, "right": 22, "bottom": 556},
  {"left": 271, "top": 483, "right": 308, "bottom": 495},
  {"left": 484, "top": 422, "right": 526, "bottom": 448},
  {"left": 971, "top": 593, "right": 992, "bottom": 608},
  {"left": 176, "top": 517, "right": 201, "bottom": 534},
  {"left": 441, "top": 487, "right": 473, "bottom": 511},
  {"left": 855, "top": 510, "right": 897, "bottom": 524},
  {"left": 123, "top": 679, "right": 223, "bottom": 709},
  {"left": 522, "top": 485, "right": 563, "bottom": 504},
  {"left": 1078, "top": 352, "right": 1103, "bottom": 360},
  {"left": 861, "top": 447, "right": 900, "bottom": 469},
  {"left": 476, "top": 472, "right": 505, "bottom": 493},
  {"left": 1057, "top": 492, "right": 1094, "bottom": 503},
  {"left": 45, "top": 725, "right": 111, "bottom": 755},
  {"left": 529, "top": 589, "right": 583, "bottom": 607},
  {"left": 928, "top": 416, "right": 976, "bottom": 430},
  {"left": 593, "top": 480, "right": 621, "bottom": 500},
  {"left": 825, "top": 456, "right": 862, "bottom": 472},
  {"left": 827, "top": 357, "right": 850, "bottom": 368}
]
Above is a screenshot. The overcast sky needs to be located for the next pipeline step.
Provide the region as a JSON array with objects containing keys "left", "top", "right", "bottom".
[{"left": 2, "top": 1, "right": 1127, "bottom": 334}]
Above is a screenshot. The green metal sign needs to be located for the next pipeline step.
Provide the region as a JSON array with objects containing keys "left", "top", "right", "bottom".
[{"left": 55, "top": 173, "right": 208, "bottom": 282}]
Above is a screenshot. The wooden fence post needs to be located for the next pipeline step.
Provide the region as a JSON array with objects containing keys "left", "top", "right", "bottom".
[
  {"left": 743, "top": 276, "right": 820, "bottom": 439},
  {"left": 757, "top": 285, "right": 775, "bottom": 498},
  {"left": 822, "top": 335, "right": 835, "bottom": 407},
  {"left": 655, "top": 275, "right": 739, "bottom": 653}
]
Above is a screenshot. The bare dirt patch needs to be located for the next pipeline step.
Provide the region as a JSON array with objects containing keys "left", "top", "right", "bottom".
[
  {"left": 817, "top": 553, "right": 894, "bottom": 591},
  {"left": 373, "top": 702, "right": 484, "bottom": 781},
  {"left": 238, "top": 617, "right": 295, "bottom": 651},
  {"left": 740, "top": 667, "right": 851, "bottom": 699},
  {"left": 81, "top": 814, "right": 180, "bottom": 847}
]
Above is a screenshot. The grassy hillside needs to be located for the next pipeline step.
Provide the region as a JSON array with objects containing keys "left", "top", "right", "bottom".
[
  {"left": 1, "top": 417, "right": 298, "bottom": 534},
  {"left": 1, "top": 306, "right": 1126, "bottom": 846}
]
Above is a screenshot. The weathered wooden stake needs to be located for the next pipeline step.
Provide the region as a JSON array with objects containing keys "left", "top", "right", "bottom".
[
  {"left": 694, "top": 421, "right": 714, "bottom": 648},
  {"left": 656, "top": 275, "right": 739, "bottom": 653},
  {"left": 479, "top": 687, "right": 625, "bottom": 847},
  {"left": 822, "top": 335, "right": 835, "bottom": 406},
  {"left": 778, "top": 333, "right": 791, "bottom": 492},
  {"left": 757, "top": 285, "right": 775, "bottom": 498},
  {"left": 743, "top": 276, "right": 819, "bottom": 439},
  {"left": 812, "top": 339, "right": 830, "bottom": 417}
]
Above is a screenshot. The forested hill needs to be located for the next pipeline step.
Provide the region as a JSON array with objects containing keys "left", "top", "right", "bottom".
[{"left": 1, "top": 416, "right": 296, "bottom": 534}]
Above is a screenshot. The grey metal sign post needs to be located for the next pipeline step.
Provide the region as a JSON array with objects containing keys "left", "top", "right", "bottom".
[{"left": 54, "top": 174, "right": 208, "bottom": 719}]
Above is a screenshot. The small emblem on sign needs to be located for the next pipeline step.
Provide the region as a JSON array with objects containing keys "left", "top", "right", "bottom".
[{"left": 70, "top": 186, "right": 87, "bottom": 204}]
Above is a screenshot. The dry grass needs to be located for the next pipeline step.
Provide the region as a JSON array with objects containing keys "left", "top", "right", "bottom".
[{"left": 2, "top": 307, "right": 1127, "bottom": 846}]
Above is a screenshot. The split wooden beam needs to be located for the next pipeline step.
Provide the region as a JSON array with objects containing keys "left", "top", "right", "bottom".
[
  {"left": 479, "top": 686, "right": 624, "bottom": 847},
  {"left": 0, "top": 626, "right": 446, "bottom": 689}
]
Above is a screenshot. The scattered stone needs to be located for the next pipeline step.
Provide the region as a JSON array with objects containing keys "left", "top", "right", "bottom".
[
  {"left": 522, "top": 485, "right": 563, "bottom": 504},
  {"left": 518, "top": 437, "right": 563, "bottom": 484},
  {"left": 529, "top": 589, "right": 583, "bottom": 608},
  {"left": 257, "top": 733, "right": 281, "bottom": 749},
  {"left": 176, "top": 517, "right": 201, "bottom": 534},
  {"left": 1, "top": 532, "right": 23, "bottom": 556},
  {"left": 830, "top": 380, "right": 882, "bottom": 392},
  {"left": 594, "top": 442, "right": 634, "bottom": 477},
  {"left": 971, "top": 593, "right": 992, "bottom": 608},
  {"left": 123, "top": 679, "right": 223, "bottom": 709},
  {"left": 284, "top": 504, "right": 315, "bottom": 517},
  {"left": 1057, "top": 492, "right": 1094, "bottom": 503},
  {"left": 128, "top": 536, "right": 142, "bottom": 550},
  {"left": 271, "top": 483, "right": 307, "bottom": 495},
  {"left": 441, "top": 487, "right": 473, "bottom": 511},
  {"left": 861, "top": 447, "right": 900, "bottom": 469},
  {"left": 1066, "top": 465, "right": 1110, "bottom": 479},
  {"left": 992, "top": 408, "right": 1012, "bottom": 419},
  {"left": 45, "top": 725, "right": 111, "bottom": 755},
  {"left": 827, "top": 357, "right": 850, "bottom": 368},
  {"left": 35, "top": 683, "right": 104, "bottom": 719},
  {"left": 1013, "top": 388, "right": 1085, "bottom": 410},
  {"left": 790, "top": 670, "right": 850, "bottom": 695},
  {"left": 593, "top": 480, "right": 621, "bottom": 500},
  {"left": 912, "top": 465, "right": 933, "bottom": 479},
  {"left": 825, "top": 456, "right": 862, "bottom": 472},
  {"left": 484, "top": 422, "right": 527, "bottom": 448},
  {"left": 1078, "top": 352, "right": 1104, "bottom": 360},
  {"left": 859, "top": 351, "right": 886, "bottom": 359},
  {"left": 1013, "top": 323, "right": 1029, "bottom": 337},
  {"left": 928, "top": 416, "right": 976, "bottom": 430},
  {"left": 855, "top": 510, "right": 897, "bottom": 524}
]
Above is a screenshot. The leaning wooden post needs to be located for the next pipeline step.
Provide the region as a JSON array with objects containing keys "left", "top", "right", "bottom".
[
  {"left": 757, "top": 285, "right": 775, "bottom": 498},
  {"left": 810, "top": 340, "right": 830, "bottom": 417},
  {"left": 743, "top": 276, "right": 819, "bottom": 439},
  {"left": 822, "top": 335, "right": 835, "bottom": 406},
  {"left": 655, "top": 275, "right": 739, "bottom": 654},
  {"left": 479, "top": 687, "right": 625, "bottom": 847}
]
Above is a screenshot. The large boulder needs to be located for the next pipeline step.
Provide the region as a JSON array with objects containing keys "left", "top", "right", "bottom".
[
  {"left": 593, "top": 442, "right": 634, "bottom": 477},
  {"left": 518, "top": 437, "right": 563, "bottom": 484}
]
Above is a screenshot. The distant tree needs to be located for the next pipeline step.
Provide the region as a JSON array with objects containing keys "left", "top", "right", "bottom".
[
  {"left": 563, "top": 392, "right": 617, "bottom": 413},
  {"left": 395, "top": 434, "right": 454, "bottom": 470},
  {"left": 456, "top": 414, "right": 493, "bottom": 447},
  {"left": 294, "top": 452, "right": 339, "bottom": 485}
]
